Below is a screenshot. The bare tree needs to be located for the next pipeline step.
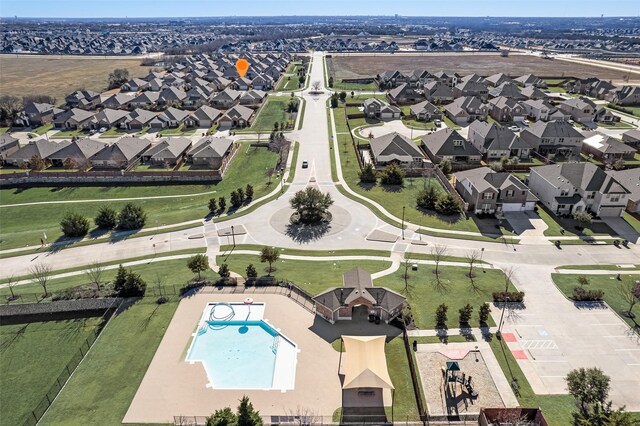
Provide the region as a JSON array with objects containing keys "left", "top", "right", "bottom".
[
  {"left": 285, "top": 406, "right": 321, "bottom": 426},
  {"left": 154, "top": 273, "right": 166, "bottom": 297},
  {"left": 311, "top": 81, "right": 321, "bottom": 92},
  {"left": 503, "top": 266, "right": 516, "bottom": 293},
  {"left": 431, "top": 244, "right": 448, "bottom": 278},
  {"left": 6, "top": 274, "right": 16, "bottom": 300},
  {"left": 466, "top": 249, "right": 481, "bottom": 288},
  {"left": 30, "top": 263, "right": 52, "bottom": 297},
  {"left": 85, "top": 261, "right": 104, "bottom": 291},
  {"left": 402, "top": 254, "right": 413, "bottom": 294},
  {"left": 619, "top": 279, "right": 640, "bottom": 318}
]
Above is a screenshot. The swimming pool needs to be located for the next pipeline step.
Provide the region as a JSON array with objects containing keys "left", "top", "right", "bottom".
[{"left": 186, "top": 302, "right": 298, "bottom": 390}]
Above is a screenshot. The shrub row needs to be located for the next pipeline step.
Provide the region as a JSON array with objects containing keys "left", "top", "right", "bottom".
[
  {"left": 572, "top": 287, "right": 604, "bottom": 302},
  {"left": 492, "top": 291, "right": 525, "bottom": 303}
]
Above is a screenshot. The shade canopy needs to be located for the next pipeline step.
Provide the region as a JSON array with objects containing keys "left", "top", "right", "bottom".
[{"left": 341, "top": 335, "right": 394, "bottom": 390}]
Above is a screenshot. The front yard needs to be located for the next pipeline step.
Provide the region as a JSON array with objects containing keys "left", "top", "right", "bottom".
[{"left": 246, "top": 96, "right": 296, "bottom": 132}]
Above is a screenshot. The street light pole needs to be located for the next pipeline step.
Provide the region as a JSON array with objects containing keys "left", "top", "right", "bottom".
[
  {"left": 497, "top": 295, "right": 509, "bottom": 339},
  {"left": 231, "top": 225, "right": 236, "bottom": 247},
  {"left": 401, "top": 206, "right": 405, "bottom": 240}
]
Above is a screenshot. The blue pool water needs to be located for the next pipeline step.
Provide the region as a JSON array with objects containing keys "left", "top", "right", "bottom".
[{"left": 187, "top": 320, "right": 279, "bottom": 389}]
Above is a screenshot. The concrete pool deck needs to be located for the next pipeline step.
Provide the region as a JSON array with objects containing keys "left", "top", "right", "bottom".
[{"left": 123, "top": 292, "right": 342, "bottom": 424}]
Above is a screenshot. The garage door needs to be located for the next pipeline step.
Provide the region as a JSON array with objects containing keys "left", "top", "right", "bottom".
[
  {"left": 380, "top": 113, "right": 393, "bottom": 119},
  {"left": 599, "top": 206, "right": 624, "bottom": 217},
  {"left": 501, "top": 203, "right": 525, "bottom": 212}
]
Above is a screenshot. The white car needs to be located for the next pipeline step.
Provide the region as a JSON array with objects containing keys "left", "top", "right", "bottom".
[
  {"left": 99, "top": 127, "right": 107, "bottom": 133},
  {"left": 508, "top": 126, "right": 520, "bottom": 132}
]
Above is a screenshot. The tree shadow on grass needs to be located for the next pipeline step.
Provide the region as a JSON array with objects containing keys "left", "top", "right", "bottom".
[{"left": 380, "top": 183, "right": 404, "bottom": 193}]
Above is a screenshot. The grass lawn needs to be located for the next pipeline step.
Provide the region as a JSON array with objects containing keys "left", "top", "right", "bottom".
[
  {"left": 99, "top": 127, "right": 128, "bottom": 138},
  {"left": 440, "top": 114, "right": 461, "bottom": 130},
  {"left": 538, "top": 205, "right": 614, "bottom": 238},
  {"left": 33, "top": 123, "right": 54, "bottom": 135},
  {"left": 385, "top": 338, "right": 421, "bottom": 421},
  {"left": 276, "top": 63, "right": 306, "bottom": 91},
  {"left": 248, "top": 96, "right": 294, "bottom": 132},
  {"left": 552, "top": 273, "right": 640, "bottom": 331},
  {"left": 598, "top": 121, "right": 635, "bottom": 129},
  {"left": 219, "top": 244, "right": 390, "bottom": 259},
  {"left": 214, "top": 253, "right": 391, "bottom": 296},
  {"left": 375, "top": 265, "right": 506, "bottom": 329},
  {"left": 0, "top": 145, "right": 278, "bottom": 251},
  {"left": 0, "top": 317, "right": 103, "bottom": 426},
  {"left": 50, "top": 129, "right": 87, "bottom": 139},
  {"left": 546, "top": 86, "right": 567, "bottom": 94},
  {"left": 0, "top": 127, "right": 7, "bottom": 134},
  {"left": 333, "top": 105, "right": 480, "bottom": 233},
  {"left": 624, "top": 212, "right": 640, "bottom": 233},
  {"left": 286, "top": 141, "right": 299, "bottom": 183},
  {"left": 0, "top": 256, "right": 216, "bottom": 300},
  {"left": 555, "top": 264, "right": 640, "bottom": 271},
  {"left": 0, "top": 167, "right": 25, "bottom": 174},
  {"left": 39, "top": 298, "right": 179, "bottom": 426},
  {"left": 331, "top": 80, "right": 378, "bottom": 92},
  {"left": 489, "top": 337, "right": 575, "bottom": 426},
  {"left": 157, "top": 124, "right": 197, "bottom": 137}
]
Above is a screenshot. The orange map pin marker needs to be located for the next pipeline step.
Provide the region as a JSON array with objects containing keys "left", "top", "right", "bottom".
[{"left": 235, "top": 59, "right": 249, "bottom": 78}]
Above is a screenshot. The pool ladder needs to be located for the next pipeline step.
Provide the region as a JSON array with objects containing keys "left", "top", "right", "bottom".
[{"left": 271, "top": 336, "right": 279, "bottom": 355}]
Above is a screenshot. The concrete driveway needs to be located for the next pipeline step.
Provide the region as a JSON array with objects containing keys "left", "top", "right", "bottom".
[
  {"left": 603, "top": 216, "right": 640, "bottom": 243},
  {"left": 505, "top": 211, "right": 548, "bottom": 237},
  {"left": 355, "top": 119, "right": 432, "bottom": 140}
]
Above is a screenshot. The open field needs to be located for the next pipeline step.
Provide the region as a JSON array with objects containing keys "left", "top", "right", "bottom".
[
  {"left": 0, "top": 317, "right": 103, "bottom": 426},
  {"left": 0, "top": 55, "right": 157, "bottom": 104},
  {"left": 329, "top": 53, "right": 639, "bottom": 83}
]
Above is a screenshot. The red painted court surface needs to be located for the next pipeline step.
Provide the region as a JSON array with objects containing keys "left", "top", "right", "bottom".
[
  {"left": 512, "top": 350, "right": 528, "bottom": 360},
  {"left": 502, "top": 333, "right": 517, "bottom": 342}
]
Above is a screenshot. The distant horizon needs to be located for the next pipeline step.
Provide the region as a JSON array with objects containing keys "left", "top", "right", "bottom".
[
  {"left": 1, "top": 0, "right": 638, "bottom": 19},
  {"left": 2, "top": 15, "right": 640, "bottom": 19}
]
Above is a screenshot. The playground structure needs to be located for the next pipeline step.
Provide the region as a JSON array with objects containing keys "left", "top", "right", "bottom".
[{"left": 442, "top": 360, "right": 479, "bottom": 416}]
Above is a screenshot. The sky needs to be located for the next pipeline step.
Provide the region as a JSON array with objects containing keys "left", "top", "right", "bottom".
[{"left": 0, "top": 0, "right": 638, "bottom": 18}]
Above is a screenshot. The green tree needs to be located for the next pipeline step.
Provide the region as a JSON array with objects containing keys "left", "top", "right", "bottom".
[
  {"left": 95, "top": 206, "right": 118, "bottom": 229},
  {"left": 339, "top": 91, "right": 347, "bottom": 101},
  {"left": 218, "top": 196, "right": 227, "bottom": 212},
  {"left": 379, "top": 163, "right": 405, "bottom": 185},
  {"left": 230, "top": 190, "right": 242, "bottom": 208},
  {"left": 246, "top": 264, "right": 258, "bottom": 278},
  {"left": 435, "top": 303, "right": 448, "bottom": 329},
  {"left": 479, "top": 303, "right": 491, "bottom": 325},
  {"left": 328, "top": 76, "right": 334, "bottom": 88},
  {"left": 237, "top": 187, "right": 245, "bottom": 201},
  {"left": 113, "top": 265, "right": 127, "bottom": 294},
  {"left": 416, "top": 185, "right": 439, "bottom": 210},
  {"left": 60, "top": 211, "right": 91, "bottom": 238},
  {"left": 206, "top": 407, "right": 237, "bottom": 426},
  {"left": 358, "top": 163, "right": 377, "bottom": 183},
  {"left": 439, "top": 158, "right": 452, "bottom": 175},
  {"left": 108, "top": 68, "right": 130, "bottom": 89},
  {"left": 237, "top": 396, "right": 263, "bottom": 426},
  {"left": 458, "top": 304, "right": 473, "bottom": 326},
  {"left": 290, "top": 187, "right": 334, "bottom": 224},
  {"left": 435, "top": 193, "right": 462, "bottom": 215},
  {"left": 117, "top": 203, "right": 146, "bottom": 230},
  {"left": 187, "top": 254, "right": 210, "bottom": 281},
  {"left": 208, "top": 198, "right": 218, "bottom": 215},
  {"left": 121, "top": 271, "right": 146, "bottom": 297},
  {"left": 573, "top": 211, "right": 592, "bottom": 229},
  {"left": 330, "top": 95, "right": 338, "bottom": 108},
  {"left": 566, "top": 367, "right": 611, "bottom": 417},
  {"left": 218, "top": 263, "right": 230, "bottom": 278},
  {"left": 245, "top": 184, "right": 254, "bottom": 200},
  {"left": 260, "top": 246, "right": 280, "bottom": 275}
]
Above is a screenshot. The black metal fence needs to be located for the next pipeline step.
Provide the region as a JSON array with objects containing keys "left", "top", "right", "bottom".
[{"left": 21, "top": 298, "right": 121, "bottom": 426}]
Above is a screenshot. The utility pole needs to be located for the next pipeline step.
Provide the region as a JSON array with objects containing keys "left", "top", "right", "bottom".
[
  {"left": 401, "top": 206, "right": 405, "bottom": 240},
  {"left": 231, "top": 225, "right": 236, "bottom": 247}
]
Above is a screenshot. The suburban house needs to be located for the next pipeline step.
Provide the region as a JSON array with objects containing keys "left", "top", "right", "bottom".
[
  {"left": 378, "top": 70, "right": 406, "bottom": 88},
  {"left": 368, "top": 132, "right": 429, "bottom": 169},
  {"left": 47, "top": 138, "right": 107, "bottom": 168},
  {"left": 140, "top": 137, "right": 193, "bottom": 166},
  {"left": 182, "top": 87, "right": 209, "bottom": 108},
  {"left": 252, "top": 74, "right": 273, "bottom": 90},
  {"left": 528, "top": 163, "right": 629, "bottom": 217},
  {"left": 233, "top": 77, "right": 252, "bottom": 91},
  {"left": 20, "top": 102, "right": 57, "bottom": 126},
  {"left": 608, "top": 86, "right": 640, "bottom": 106},
  {"left": 421, "top": 128, "right": 482, "bottom": 164},
  {"left": 211, "top": 88, "right": 241, "bottom": 108},
  {"left": 124, "top": 109, "right": 157, "bottom": 130},
  {"left": 556, "top": 97, "right": 617, "bottom": 126},
  {"left": 158, "top": 87, "right": 187, "bottom": 106},
  {"left": 520, "top": 120, "right": 584, "bottom": 159},
  {"left": 65, "top": 90, "right": 100, "bottom": 110},
  {"left": 185, "top": 105, "right": 221, "bottom": 128},
  {"left": 90, "top": 108, "right": 130, "bottom": 130},
  {"left": 467, "top": 121, "right": 534, "bottom": 160},
  {"left": 53, "top": 108, "right": 96, "bottom": 130},
  {"left": 522, "top": 99, "right": 560, "bottom": 122},
  {"left": 485, "top": 73, "right": 514, "bottom": 87},
  {"left": 129, "top": 91, "right": 160, "bottom": 109},
  {"left": 102, "top": 93, "right": 133, "bottom": 110},
  {"left": 161, "top": 107, "right": 190, "bottom": 127},
  {"left": 363, "top": 98, "right": 401, "bottom": 119},
  {"left": 313, "top": 268, "right": 405, "bottom": 324},
  {"left": 582, "top": 133, "right": 637, "bottom": 162},
  {"left": 387, "top": 83, "right": 423, "bottom": 105},
  {"left": 89, "top": 137, "right": 151, "bottom": 169},
  {"left": 488, "top": 96, "right": 526, "bottom": 122},
  {"left": 238, "top": 90, "right": 267, "bottom": 106},
  {"left": 0, "top": 133, "right": 20, "bottom": 161},
  {"left": 120, "top": 77, "right": 149, "bottom": 92},
  {"left": 520, "top": 86, "right": 548, "bottom": 100},
  {"left": 443, "top": 96, "right": 488, "bottom": 125},
  {"left": 423, "top": 81, "right": 454, "bottom": 103},
  {"left": 622, "top": 129, "right": 640, "bottom": 149},
  {"left": 489, "top": 82, "right": 524, "bottom": 100},
  {"left": 514, "top": 74, "right": 547, "bottom": 88},
  {"left": 454, "top": 166, "right": 537, "bottom": 214},
  {"left": 453, "top": 80, "right": 489, "bottom": 101},
  {"left": 218, "top": 105, "right": 254, "bottom": 129},
  {"left": 186, "top": 136, "right": 234, "bottom": 168},
  {"left": 409, "top": 100, "right": 443, "bottom": 122},
  {"left": 607, "top": 168, "right": 640, "bottom": 213},
  {"left": 5, "top": 139, "right": 71, "bottom": 167}
]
